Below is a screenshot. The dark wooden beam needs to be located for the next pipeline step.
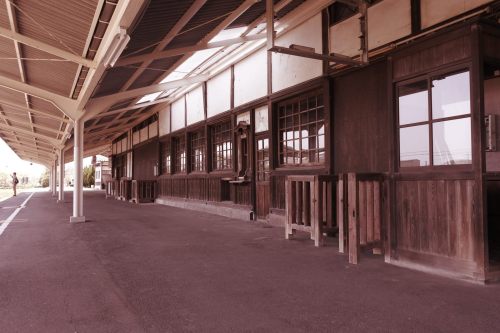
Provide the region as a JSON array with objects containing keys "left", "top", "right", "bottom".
[
  {"left": 411, "top": 0, "right": 421, "bottom": 34},
  {"left": 269, "top": 46, "right": 364, "bottom": 66}
]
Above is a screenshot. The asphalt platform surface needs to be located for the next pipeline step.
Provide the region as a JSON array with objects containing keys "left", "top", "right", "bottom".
[{"left": 0, "top": 190, "right": 499, "bottom": 332}]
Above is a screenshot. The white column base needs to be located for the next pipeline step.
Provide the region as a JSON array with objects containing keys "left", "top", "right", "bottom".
[
  {"left": 70, "top": 216, "right": 86, "bottom": 223},
  {"left": 57, "top": 199, "right": 65, "bottom": 203}
]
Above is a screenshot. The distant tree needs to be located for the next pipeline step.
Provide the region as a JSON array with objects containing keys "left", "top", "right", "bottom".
[
  {"left": 0, "top": 172, "right": 8, "bottom": 188},
  {"left": 39, "top": 169, "right": 49, "bottom": 187},
  {"left": 83, "top": 165, "right": 95, "bottom": 188}
]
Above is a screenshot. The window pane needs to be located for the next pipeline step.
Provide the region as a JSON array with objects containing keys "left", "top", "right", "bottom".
[
  {"left": 432, "top": 71, "right": 470, "bottom": 119},
  {"left": 398, "top": 81, "right": 428, "bottom": 125},
  {"left": 433, "top": 118, "right": 471, "bottom": 166},
  {"left": 400, "top": 125, "right": 430, "bottom": 167},
  {"left": 278, "top": 90, "right": 324, "bottom": 166}
]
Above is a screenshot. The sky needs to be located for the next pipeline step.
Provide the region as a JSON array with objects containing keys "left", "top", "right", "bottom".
[
  {"left": 0, "top": 138, "right": 46, "bottom": 177},
  {"left": 0, "top": 138, "right": 106, "bottom": 178}
]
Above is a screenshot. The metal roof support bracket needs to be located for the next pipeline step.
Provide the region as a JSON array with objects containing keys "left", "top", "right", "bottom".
[{"left": 267, "top": 0, "right": 368, "bottom": 67}]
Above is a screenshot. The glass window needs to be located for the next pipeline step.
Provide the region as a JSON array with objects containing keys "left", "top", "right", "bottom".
[
  {"left": 255, "top": 105, "right": 269, "bottom": 133},
  {"left": 256, "top": 138, "right": 270, "bottom": 181},
  {"left": 399, "top": 125, "right": 430, "bottom": 167},
  {"left": 173, "top": 136, "right": 186, "bottom": 173},
  {"left": 432, "top": 72, "right": 471, "bottom": 119},
  {"left": 161, "top": 141, "right": 171, "bottom": 174},
  {"left": 398, "top": 80, "right": 428, "bottom": 125},
  {"left": 398, "top": 70, "right": 472, "bottom": 169},
  {"left": 212, "top": 121, "right": 232, "bottom": 171},
  {"left": 278, "top": 90, "right": 325, "bottom": 166},
  {"left": 190, "top": 130, "right": 206, "bottom": 172},
  {"left": 433, "top": 118, "right": 472, "bottom": 166}
]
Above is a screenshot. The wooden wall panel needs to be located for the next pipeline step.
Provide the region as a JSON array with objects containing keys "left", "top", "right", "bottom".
[
  {"left": 187, "top": 177, "right": 207, "bottom": 200},
  {"left": 485, "top": 77, "right": 500, "bottom": 172},
  {"left": 392, "top": 34, "right": 471, "bottom": 80},
  {"left": 271, "top": 175, "right": 286, "bottom": 210},
  {"left": 256, "top": 183, "right": 270, "bottom": 218},
  {"left": 395, "top": 179, "right": 476, "bottom": 261},
  {"left": 483, "top": 33, "right": 500, "bottom": 60},
  {"left": 333, "top": 61, "right": 390, "bottom": 174},
  {"left": 133, "top": 140, "right": 159, "bottom": 180},
  {"left": 230, "top": 183, "right": 252, "bottom": 206}
]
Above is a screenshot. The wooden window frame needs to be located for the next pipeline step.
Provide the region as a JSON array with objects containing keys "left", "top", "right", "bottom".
[
  {"left": 173, "top": 135, "right": 187, "bottom": 174},
  {"left": 256, "top": 135, "right": 270, "bottom": 182},
  {"left": 189, "top": 128, "right": 206, "bottom": 173},
  {"left": 276, "top": 89, "right": 326, "bottom": 168},
  {"left": 396, "top": 66, "right": 473, "bottom": 172},
  {"left": 211, "top": 120, "right": 233, "bottom": 171},
  {"left": 160, "top": 139, "right": 172, "bottom": 175}
]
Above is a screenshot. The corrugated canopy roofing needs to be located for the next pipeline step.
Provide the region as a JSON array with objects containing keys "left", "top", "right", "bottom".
[{"left": 0, "top": 0, "right": 313, "bottom": 166}]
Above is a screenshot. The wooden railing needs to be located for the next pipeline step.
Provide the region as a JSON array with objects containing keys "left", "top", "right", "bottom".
[
  {"left": 118, "top": 179, "right": 132, "bottom": 201},
  {"left": 285, "top": 175, "right": 337, "bottom": 247},
  {"left": 337, "top": 173, "right": 384, "bottom": 264},
  {"left": 105, "top": 180, "right": 119, "bottom": 199},
  {"left": 131, "top": 180, "right": 157, "bottom": 203}
]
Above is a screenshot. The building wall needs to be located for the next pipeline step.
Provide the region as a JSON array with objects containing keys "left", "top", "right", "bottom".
[
  {"left": 107, "top": 1, "right": 500, "bottom": 280},
  {"left": 333, "top": 61, "right": 390, "bottom": 174},
  {"left": 133, "top": 140, "right": 159, "bottom": 180}
]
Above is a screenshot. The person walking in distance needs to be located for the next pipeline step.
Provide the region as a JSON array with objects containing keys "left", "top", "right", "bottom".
[{"left": 12, "top": 172, "right": 19, "bottom": 196}]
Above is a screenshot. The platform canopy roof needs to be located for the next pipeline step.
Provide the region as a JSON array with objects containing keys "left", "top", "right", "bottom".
[{"left": 0, "top": 0, "right": 349, "bottom": 166}]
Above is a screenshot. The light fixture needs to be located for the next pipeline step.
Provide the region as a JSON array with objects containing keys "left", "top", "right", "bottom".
[{"left": 102, "top": 27, "right": 131, "bottom": 68}]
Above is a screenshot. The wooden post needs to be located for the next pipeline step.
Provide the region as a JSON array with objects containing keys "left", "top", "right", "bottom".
[
  {"left": 297, "top": 181, "right": 303, "bottom": 225},
  {"left": 314, "top": 177, "right": 323, "bottom": 247},
  {"left": 367, "top": 181, "right": 374, "bottom": 243},
  {"left": 338, "top": 175, "right": 345, "bottom": 253},
  {"left": 285, "top": 179, "right": 297, "bottom": 239},
  {"left": 373, "top": 181, "right": 382, "bottom": 254},
  {"left": 304, "top": 181, "right": 311, "bottom": 228},
  {"left": 348, "top": 173, "right": 359, "bottom": 264},
  {"left": 326, "top": 179, "right": 333, "bottom": 228},
  {"left": 285, "top": 179, "right": 290, "bottom": 239},
  {"left": 359, "top": 180, "right": 367, "bottom": 246}
]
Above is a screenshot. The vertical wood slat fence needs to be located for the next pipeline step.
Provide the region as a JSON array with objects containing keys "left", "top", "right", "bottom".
[
  {"left": 131, "top": 180, "right": 157, "bottom": 203},
  {"left": 105, "top": 180, "right": 119, "bottom": 199},
  {"left": 285, "top": 175, "right": 337, "bottom": 247},
  {"left": 337, "top": 173, "right": 384, "bottom": 264},
  {"left": 118, "top": 179, "right": 132, "bottom": 201}
]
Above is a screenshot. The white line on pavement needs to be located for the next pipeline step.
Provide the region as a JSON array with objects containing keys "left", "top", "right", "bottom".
[{"left": 0, "top": 192, "right": 35, "bottom": 237}]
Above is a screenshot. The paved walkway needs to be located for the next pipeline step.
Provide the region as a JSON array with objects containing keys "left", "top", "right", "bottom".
[{"left": 0, "top": 191, "right": 499, "bottom": 332}]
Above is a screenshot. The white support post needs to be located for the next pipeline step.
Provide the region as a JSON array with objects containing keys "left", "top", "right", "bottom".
[
  {"left": 51, "top": 163, "right": 57, "bottom": 197},
  {"left": 48, "top": 165, "right": 52, "bottom": 193},
  {"left": 70, "top": 118, "right": 85, "bottom": 223},
  {"left": 58, "top": 148, "right": 65, "bottom": 203}
]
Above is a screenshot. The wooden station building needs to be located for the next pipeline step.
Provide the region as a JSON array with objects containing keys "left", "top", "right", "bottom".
[{"left": 1, "top": 0, "right": 500, "bottom": 283}]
